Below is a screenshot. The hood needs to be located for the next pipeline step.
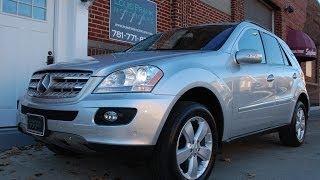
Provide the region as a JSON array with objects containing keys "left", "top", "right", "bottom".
[{"left": 39, "top": 51, "right": 200, "bottom": 76}]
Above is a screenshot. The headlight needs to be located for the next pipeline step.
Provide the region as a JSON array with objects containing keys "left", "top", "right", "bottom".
[{"left": 93, "top": 66, "right": 163, "bottom": 93}]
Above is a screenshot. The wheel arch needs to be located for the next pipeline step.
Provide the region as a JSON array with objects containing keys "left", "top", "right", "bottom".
[
  {"left": 156, "top": 86, "right": 226, "bottom": 147},
  {"left": 179, "top": 87, "right": 224, "bottom": 146},
  {"left": 297, "top": 92, "right": 310, "bottom": 117}
]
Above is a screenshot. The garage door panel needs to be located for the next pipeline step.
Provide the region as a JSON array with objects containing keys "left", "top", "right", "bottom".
[
  {"left": 0, "top": 26, "right": 18, "bottom": 110},
  {"left": 0, "top": 0, "right": 54, "bottom": 127},
  {"left": 0, "top": 109, "right": 17, "bottom": 127},
  {"left": 0, "top": 26, "right": 51, "bottom": 108},
  {"left": 0, "top": 15, "right": 51, "bottom": 33},
  {"left": 15, "top": 30, "right": 50, "bottom": 96}
]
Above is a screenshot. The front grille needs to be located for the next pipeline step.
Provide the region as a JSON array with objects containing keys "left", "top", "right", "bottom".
[
  {"left": 21, "top": 105, "right": 78, "bottom": 121},
  {"left": 28, "top": 70, "right": 92, "bottom": 98}
]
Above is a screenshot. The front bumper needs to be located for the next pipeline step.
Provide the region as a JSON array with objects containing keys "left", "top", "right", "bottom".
[{"left": 17, "top": 93, "right": 175, "bottom": 146}]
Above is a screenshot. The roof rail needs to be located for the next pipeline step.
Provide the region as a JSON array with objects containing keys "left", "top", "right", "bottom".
[{"left": 242, "top": 20, "right": 271, "bottom": 32}]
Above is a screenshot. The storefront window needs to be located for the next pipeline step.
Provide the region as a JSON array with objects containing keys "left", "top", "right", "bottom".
[
  {"left": 2, "top": 0, "right": 47, "bottom": 21},
  {"left": 306, "top": 61, "right": 312, "bottom": 78}
]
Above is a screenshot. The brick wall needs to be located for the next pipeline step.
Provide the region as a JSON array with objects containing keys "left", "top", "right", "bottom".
[
  {"left": 302, "top": 0, "right": 320, "bottom": 105},
  {"left": 88, "top": 0, "right": 231, "bottom": 56},
  {"left": 185, "top": 0, "right": 230, "bottom": 25},
  {"left": 87, "top": 0, "right": 314, "bottom": 65},
  {"left": 88, "top": 0, "right": 129, "bottom": 56},
  {"left": 272, "top": 0, "right": 307, "bottom": 40},
  {"left": 170, "top": 0, "right": 231, "bottom": 27},
  {"left": 87, "top": 0, "right": 309, "bottom": 53},
  {"left": 231, "top": 0, "right": 244, "bottom": 22}
]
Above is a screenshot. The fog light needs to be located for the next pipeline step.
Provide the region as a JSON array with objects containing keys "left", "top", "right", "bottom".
[
  {"left": 103, "top": 111, "right": 118, "bottom": 122},
  {"left": 95, "top": 108, "right": 137, "bottom": 126}
]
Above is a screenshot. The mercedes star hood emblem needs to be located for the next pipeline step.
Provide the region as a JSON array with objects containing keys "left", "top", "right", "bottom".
[{"left": 37, "top": 74, "right": 52, "bottom": 94}]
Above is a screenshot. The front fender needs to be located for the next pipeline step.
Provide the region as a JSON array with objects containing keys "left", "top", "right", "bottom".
[{"left": 152, "top": 68, "right": 233, "bottom": 140}]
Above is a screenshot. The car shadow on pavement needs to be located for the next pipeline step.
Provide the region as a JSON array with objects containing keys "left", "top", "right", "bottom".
[{"left": 1, "top": 123, "right": 319, "bottom": 180}]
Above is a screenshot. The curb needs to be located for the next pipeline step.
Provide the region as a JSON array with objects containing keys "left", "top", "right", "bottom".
[{"left": 310, "top": 106, "right": 320, "bottom": 111}]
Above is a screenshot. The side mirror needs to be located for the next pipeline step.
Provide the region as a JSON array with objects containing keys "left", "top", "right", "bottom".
[{"left": 235, "top": 49, "right": 262, "bottom": 64}]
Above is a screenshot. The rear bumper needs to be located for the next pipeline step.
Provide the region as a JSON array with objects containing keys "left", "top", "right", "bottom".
[{"left": 17, "top": 93, "right": 175, "bottom": 146}]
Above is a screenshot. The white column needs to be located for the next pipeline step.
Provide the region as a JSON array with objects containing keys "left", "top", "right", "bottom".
[{"left": 53, "top": 0, "right": 90, "bottom": 62}]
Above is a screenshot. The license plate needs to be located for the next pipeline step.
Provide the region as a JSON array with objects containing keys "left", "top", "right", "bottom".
[{"left": 26, "top": 114, "right": 46, "bottom": 136}]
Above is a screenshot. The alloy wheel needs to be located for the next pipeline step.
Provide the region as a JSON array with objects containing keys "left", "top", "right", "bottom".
[
  {"left": 176, "top": 116, "right": 213, "bottom": 180},
  {"left": 296, "top": 108, "right": 306, "bottom": 142}
]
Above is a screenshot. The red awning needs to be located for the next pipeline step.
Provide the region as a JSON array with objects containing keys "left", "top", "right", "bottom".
[{"left": 287, "top": 30, "right": 317, "bottom": 62}]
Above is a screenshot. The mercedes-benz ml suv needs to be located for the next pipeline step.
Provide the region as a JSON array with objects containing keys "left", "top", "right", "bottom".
[{"left": 17, "top": 21, "right": 309, "bottom": 179}]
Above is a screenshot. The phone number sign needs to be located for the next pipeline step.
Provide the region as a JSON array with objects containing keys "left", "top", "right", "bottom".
[{"left": 109, "top": 0, "right": 157, "bottom": 44}]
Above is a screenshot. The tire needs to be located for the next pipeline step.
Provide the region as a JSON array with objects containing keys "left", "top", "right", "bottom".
[
  {"left": 46, "top": 144, "right": 79, "bottom": 156},
  {"left": 279, "top": 101, "right": 307, "bottom": 147},
  {"left": 152, "top": 101, "right": 218, "bottom": 180}
]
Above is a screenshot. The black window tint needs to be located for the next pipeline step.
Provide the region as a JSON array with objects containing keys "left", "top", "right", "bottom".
[
  {"left": 261, "top": 33, "right": 284, "bottom": 65},
  {"left": 279, "top": 45, "right": 292, "bottom": 66},
  {"left": 127, "top": 25, "right": 235, "bottom": 52},
  {"left": 202, "top": 27, "right": 235, "bottom": 50},
  {"left": 238, "top": 29, "right": 266, "bottom": 63}
]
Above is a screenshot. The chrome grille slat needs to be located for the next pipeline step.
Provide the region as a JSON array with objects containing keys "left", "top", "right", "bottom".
[
  {"left": 53, "top": 77, "right": 90, "bottom": 80},
  {"left": 27, "top": 70, "right": 92, "bottom": 99},
  {"left": 31, "top": 72, "right": 91, "bottom": 79},
  {"left": 29, "top": 82, "right": 38, "bottom": 89},
  {"left": 51, "top": 82, "right": 86, "bottom": 89}
]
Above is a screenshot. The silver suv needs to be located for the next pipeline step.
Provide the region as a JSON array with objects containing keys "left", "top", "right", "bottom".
[{"left": 17, "top": 21, "right": 309, "bottom": 179}]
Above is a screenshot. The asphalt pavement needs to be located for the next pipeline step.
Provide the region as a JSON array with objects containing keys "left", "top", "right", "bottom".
[{"left": 0, "top": 111, "right": 319, "bottom": 180}]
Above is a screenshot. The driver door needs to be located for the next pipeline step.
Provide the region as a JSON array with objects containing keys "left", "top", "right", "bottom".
[{"left": 231, "top": 29, "right": 276, "bottom": 137}]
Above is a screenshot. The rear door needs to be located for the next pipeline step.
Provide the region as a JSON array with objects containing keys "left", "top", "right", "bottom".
[
  {"left": 231, "top": 28, "right": 276, "bottom": 137},
  {"left": 261, "top": 33, "right": 298, "bottom": 126}
]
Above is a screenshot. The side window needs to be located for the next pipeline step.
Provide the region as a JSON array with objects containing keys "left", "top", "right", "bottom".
[
  {"left": 279, "top": 45, "right": 292, "bottom": 66},
  {"left": 238, "top": 29, "right": 266, "bottom": 63},
  {"left": 261, "top": 33, "right": 284, "bottom": 65}
]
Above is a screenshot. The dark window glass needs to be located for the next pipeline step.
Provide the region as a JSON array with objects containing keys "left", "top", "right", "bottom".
[
  {"left": 238, "top": 29, "right": 266, "bottom": 63},
  {"left": 127, "top": 25, "right": 235, "bottom": 52},
  {"left": 261, "top": 33, "right": 284, "bottom": 65},
  {"left": 279, "top": 45, "right": 292, "bottom": 66}
]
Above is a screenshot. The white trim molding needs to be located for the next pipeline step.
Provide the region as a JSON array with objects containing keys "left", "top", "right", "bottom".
[{"left": 53, "top": 0, "right": 89, "bottom": 63}]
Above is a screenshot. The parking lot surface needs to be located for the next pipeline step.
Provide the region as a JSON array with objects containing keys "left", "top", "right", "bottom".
[{"left": 1, "top": 111, "right": 319, "bottom": 180}]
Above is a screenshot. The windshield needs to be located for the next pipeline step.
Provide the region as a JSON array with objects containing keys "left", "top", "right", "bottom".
[{"left": 126, "top": 25, "right": 235, "bottom": 52}]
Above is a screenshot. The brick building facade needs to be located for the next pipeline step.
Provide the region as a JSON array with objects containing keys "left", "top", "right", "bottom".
[
  {"left": 302, "top": 0, "right": 320, "bottom": 105},
  {"left": 87, "top": 0, "right": 320, "bottom": 105}
]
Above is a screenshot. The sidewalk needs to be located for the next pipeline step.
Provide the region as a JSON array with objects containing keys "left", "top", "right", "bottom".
[{"left": 1, "top": 113, "right": 320, "bottom": 179}]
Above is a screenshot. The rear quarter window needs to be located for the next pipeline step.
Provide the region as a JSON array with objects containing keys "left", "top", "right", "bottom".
[
  {"left": 280, "top": 42, "right": 301, "bottom": 68},
  {"left": 261, "top": 33, "right": 285, "bottom": 65},
  {"left": 279, "top": 44, "right": 292, "bottom": 66}
]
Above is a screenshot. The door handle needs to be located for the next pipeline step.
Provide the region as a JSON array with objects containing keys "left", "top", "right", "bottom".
[
  {"left": 292, "top": 73, "right": 297, "bottom": 79},
  {"left": 267, "top": 74, "right": 275, "bottom": 82}
]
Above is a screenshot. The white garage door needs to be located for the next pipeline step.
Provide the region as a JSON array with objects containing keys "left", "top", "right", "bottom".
[{"left": 0, "top": 0, "right": 54, "bottom": 127}]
